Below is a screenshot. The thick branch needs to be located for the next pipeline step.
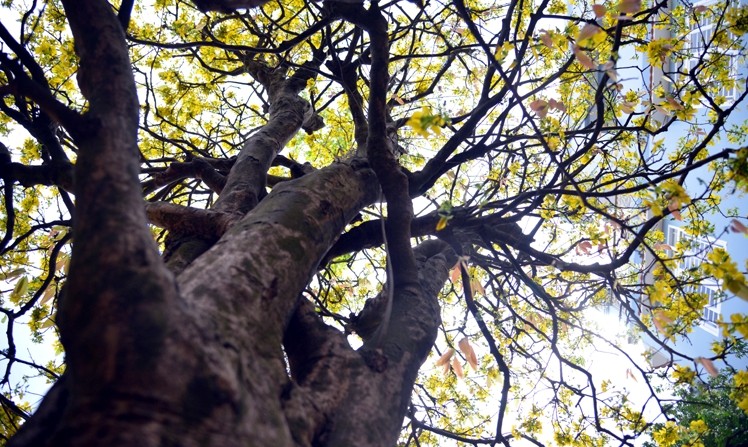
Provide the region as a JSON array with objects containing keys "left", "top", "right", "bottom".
[
  {"left": 0, "top": 58, "right": 86, "bottom": 137},
  {"left": 213, "top": 64, "right": 321, "bottom": 215},
  {"left": 327, "top": 240, "right": 456, "bottom": 447},
  {"left": 145, "top": 202, "right": 234, "bottom": 240},
  {"left": 173, "top": 162, "right": 379, "bottom": 447},
  {"left": 282, "top": 298, "right": 360, "bottom": 446},
  {"left": 142, "top": 157, "right": 228, "bottom": 195},
  {"left": 165, "top": 57, "right": 326, "bottom": 271},
  {"left": 342, "top": 6, "right": 418, "bottom": 291},
  {"left": 0, "top": 160, "right": 74, "bottom": 192},
  {"left": 48, "top": 4, "right": 183, "bottom": 443}
]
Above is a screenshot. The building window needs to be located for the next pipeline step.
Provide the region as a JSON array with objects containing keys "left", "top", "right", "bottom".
[
  {"left": 695, "top": 282, "right": 722, "bottom": 335},
  {"left": 684, "top": 1, "right": 741, "bottom": 103},
  {"left": 666, "top": 225, "right": 725, "bottom": 335}
]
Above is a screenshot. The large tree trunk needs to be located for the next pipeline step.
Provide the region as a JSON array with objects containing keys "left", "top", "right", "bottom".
[
  {"left": 7, "top": 1, "right": 456, "bottom": 446},
  {"left": 11, "top": 162, "right": 455, "bottom": 447}
]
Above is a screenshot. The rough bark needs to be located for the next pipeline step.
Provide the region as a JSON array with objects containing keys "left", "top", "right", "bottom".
[
  {"left": 281, "top": 239, "right": 456, "bottom": 447},
  {"left": 6, "top": 1, "right": 456, "bottom": 446}
]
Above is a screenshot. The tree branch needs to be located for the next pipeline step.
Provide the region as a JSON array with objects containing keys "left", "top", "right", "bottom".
[
  {"left": 142, "top": 157, "right": 228, "bottom": 195},
  {"left": 145, "top": 202, "right": 235, "bottom": 240},
  {"left": 0, "top": 53, "right": 87, "bottom": 138}
]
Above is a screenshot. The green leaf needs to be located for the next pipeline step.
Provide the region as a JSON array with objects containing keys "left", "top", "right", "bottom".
[
  {"left": 9, "top": 276, "right": 29, "bottom": 305},
  {"left": 0, "top": 268, "right": 26, "bottom": 281}
]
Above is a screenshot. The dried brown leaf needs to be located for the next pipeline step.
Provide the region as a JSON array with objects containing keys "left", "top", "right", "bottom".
[
  {"left": 577, "top": 23, "right": 602, "bottom": 42},
  {"left": 450, "top": 265, "right": 461, "bottom": 283},
  {"left": 540, "top": 30, "right": 553, "bottom": 48},
  {"left": 730, "top": 219, "right": 748, "bottom": 235},
  {"left": 573, "top": 46, "right": 597, "bottom": 69},
  {"left": 451, "top": 356, "right": 464, "bottom": 378},
  {"left": 529, "top": 99, "right": 549, "bottom": 118},
  {"left": 619, "top": 0, "right": 641, "bottom": 14},
  {"left": 458, "top": 337, "right": 479, "bottom": 370},
  {"left": 435, "top": 348, "right": 455, "bottom": 366},
  {"left": 696, "top": 357, "right": 719, "bottom": 377}
]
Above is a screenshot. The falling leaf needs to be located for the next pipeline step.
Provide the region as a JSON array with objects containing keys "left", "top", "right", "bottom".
[
  {"left": 436, "top": 348, "right": 455, "bottom": 367},
  {"left": 56, "top": 254, "right": 70, "bottom": 274},
  {"left": 654, "top": 104, "right": 670, "bottom": 116},
  {"left": 665, "top": 96, "right": 684, "bottom": 110},
  {"left": 451, "top": 356, "right": 464, "bottom": 378},
  {"left": 39, "top": 285, "right": 56, "bottom": 306},
  {"left": 573, "top": 46, "right": 597, "bottom": 69},
  {"left": 592, "top": 4, "right": 607, "bottom": 17},
  {"left": 730, "top": 219, "right": 748, "bottom": 235},
  {"left": 548, "top": 99, "right": 567, "bottom": 113},
  {"left": 9, "top": 276, "right": 29, "bottom": 304},
  {"left": 458, "top": 337, "right": 479, "bottom": 370},
  {"left": 442, "top": 361, "right": 451, "bottom": 376},
  {"left": 529, "top": 99, "right": 549, "bottom": 118},
  {"left": 436, "top": 215, "right": 450, "bottom": 231},
  {"left": 470, "top": 277, "right": 485, "bottom": 296},
  {"left": 577, "top": 240, "right": 593, "bottom": 254},
  {"left": 577, "top": 23, "right": 602, "bottom": 43},
  {"left": 653, "top": 310, "right": 672, "bottom": 333},
  {"left": 729, "top": 281, "right": 748, "bottom": 302},
  {"left": 652, "top": 318, "right": 666, "bottom": 334},
  {"left": 526, "top": 313, "right": 540, "bottom": 325},
  {"left": 696, "top": 357, "right": 719, "bottom": 377},
  {"left": 653, "top": 243, "right": 673, "bottom": 251},
  {"left": 626, "top": 368, "right": 638, "bottom": 381},
  {"left": 539, "top": 30, "right": 553, "bottom": 48},
  {"left": 693, "top": 5, "right": 708, "bottom": 13},
  {"left": 619, "top": 0, "right": 641, "bottom": 14},
  {"left": 495, "top": 41, "right": 513, "bottom": 62},
  {"left": 620, "top": 101, "right": 636, "bottom": 114},
  {"left": 605, "top": 68, "right": 619, "bottom": 81},
  {"left": 0, "top": 268, "right": 26, "bottom": 281},
  {"left": 39, "top": 315, "right": 56, "bottom": 329},
  {"left": 450, "top": 265, "right": 461, "bottom": 283}
]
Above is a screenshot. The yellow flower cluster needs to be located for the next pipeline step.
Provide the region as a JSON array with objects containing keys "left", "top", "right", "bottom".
[
  {"left": 672, "top": 365, "right": 696, "bottom": 385},
  {"left": 661, "top": 180, "right": 691, "bottom": 210},
  {"left": 704, "top": 248, "right": 747, "bottom": 296},
  {"left": 689, "top": 419, "right": 708, "bottom": 435},
  {"left": 729, "top": 313, "right": 748, "bottom": 338},
  {"left": 726, "top": 147, "right": 748, "bottom": 193},
  {"left": 732, "top": 370, "right": 748, "bottom": 414},
  {"left": 653, "top": 421, "right": 680, "bottom": 447},
  {"left": 406, "top": 106, "right": 449, "bottom": 137},
  {"left": 642, "top": 180, "right": 691, "bottom": 218},
  {"left": 727, "top": 5, "right": 748, "bottom": 35},
  {"left": 646, "top": 38, "right": 677, "bottom": 66},
  {"left": 652, "top": 419, "right": 709, "bottom": 447}
]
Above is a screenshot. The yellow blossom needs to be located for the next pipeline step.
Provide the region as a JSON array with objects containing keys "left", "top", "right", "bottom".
[
  {"left": 732, "top": 370, "right": 748, "bottom": 414},
  {"left": 406, "top": 106, "right": 448, "bottom": 137},
  {"left": 673, "top": 365, "right": 696, "bottom": 385},
  {"left": 653, "top": 421, "right": 680, "bottom": 447},
  {"left": 689, "top": 419, "right": 708, "bottom": 434}
]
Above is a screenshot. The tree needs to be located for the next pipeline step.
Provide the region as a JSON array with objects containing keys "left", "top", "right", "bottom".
[
  {"left": 1, "top": 0, "right": 747, "bottom": 446},
  {"left": 644, "top": 367, "right": 748, "bottom": 447}
]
